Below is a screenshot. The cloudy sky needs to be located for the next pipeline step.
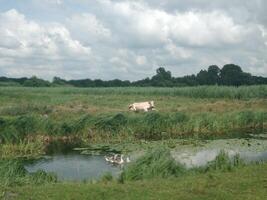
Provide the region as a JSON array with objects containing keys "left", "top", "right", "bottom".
[{"left": 0, "top": 0, "right": 266, "bottom": 80}]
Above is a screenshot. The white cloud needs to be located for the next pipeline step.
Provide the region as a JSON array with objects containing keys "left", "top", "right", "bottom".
[
  {"left": 101, "top": 1, "right": 249, "bottom": 47},
  {"left": 0, "top": 9, "right": 92, "bottom": 79},
  {"left": 0, "top": 0, "right": 266, "bottom": 79},
  {"left": 136, "top": 55, "right": 147, "bottom": 65},
  {"left": 66, "top": 13, "right": 111, "bottom": 45}
]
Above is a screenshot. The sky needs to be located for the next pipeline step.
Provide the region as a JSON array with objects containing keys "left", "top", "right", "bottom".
[{"left": 0, "top": 0, "right": 266, "bottom": 81}]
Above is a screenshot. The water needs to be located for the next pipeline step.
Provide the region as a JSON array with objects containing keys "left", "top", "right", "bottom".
[
  {"left": 172, "top": 149, "right": 267, "bottom": 168},
  {"left": 172, "top": 138, "right": 267, "bottom": 168},
  {"left": 25, "top": 138, "right": 267, "bottom": 181},
  {"left": 25, "top": 154, "right": 121, "bottom": 181}
]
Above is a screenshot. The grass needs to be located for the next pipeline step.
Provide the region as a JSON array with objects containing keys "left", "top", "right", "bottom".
[
  {"left": 122, "top": 147, "right": 185, "bottom": 181},
  {"left": 0, "top": 86, "right": 266, "bottom": 158},
  {"left": 121, "top": 148, "right": 246, "bottom": 181},
  {"left": 0, "top": 111, "right": 266, "bottom": 143},
  {"left": 0, "top": 159, "right": 57, "bottom": 187},
  {"left": 0, "top": 145, "right": 266, "bottom": 199},
  {"left": 0, "top": 86, "right": 266, "bottom": 199},
  {"left": 1, "top": 162, "right": 266, "bottom": 200}
]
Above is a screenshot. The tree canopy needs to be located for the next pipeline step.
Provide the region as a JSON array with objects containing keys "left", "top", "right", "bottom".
[{"left": 0, "top": 64, "right": 266, "bottom": 87}]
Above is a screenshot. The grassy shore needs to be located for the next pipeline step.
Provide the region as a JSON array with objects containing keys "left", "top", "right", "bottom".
[
  {"left": 1, "top": 148, "right": 267, "bottom": 200},
  {"left": 1, "top": 162, "right": 266, "bottom": 200}
]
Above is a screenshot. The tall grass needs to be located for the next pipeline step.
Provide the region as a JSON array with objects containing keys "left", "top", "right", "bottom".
[
  {"left": 0, "top": 140, "right": 45, "bottom": 158},
  {"left": 202, "top": 151, "right": 245, "bottom": 172},
  {"left": 0, "top": 110, "right": 266, "bottom": 143},
  {"left": 0, "top": 85, "right": 266, "bottom": 99},
  {"left": 121, "top": 148, "right": 246, "bottom": 181},
  {"left": 0, "top": 159, "right": 57, "bottom": 186},
  {"left": 121, "top": 147, "right": 185, "bottom": 181}
]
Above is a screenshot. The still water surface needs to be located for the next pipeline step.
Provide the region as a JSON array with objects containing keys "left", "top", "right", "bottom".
[{"left": 25, "top": 154, "right": 121, "bottom": 181}]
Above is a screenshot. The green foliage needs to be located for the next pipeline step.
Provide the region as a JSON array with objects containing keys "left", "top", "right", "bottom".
[
  {"left": 30, "top": 170, "right": 57, "bottom": 184},
  {"left": 23, "top": 76, "right": 51, "bottom": 87},
  {"left": 0, "top": 159, "right": 57, "bottom": 186},
  {"left": 122, "top": 147, "right": 186, "bottom": 181},
  {"left": 100, "top": 172, "right": 113, "bottom": 182},
  {"left": 1, "top": 64, "right": 267, "bottom": 87},
  {"left": 0, "top": 104, "right": 52, "bottom": 116},
  {"left": 94, "top": 113, "right": 128, "bottom": 133},
  {"left": 0, "top": 109, "right": 266, "bottom": 143},
  {"left": 134, "top": 113, "right": 172, "bottom": 139},
  {"left": 13, "top": 115, "right": 38, "bottom": 136},
  {"left": 2, "top": 163, "right": 267, "bottom": 200},
  {"left": 122, "top": 148, "right": 248, "bottom": 182},
  {"left": 220, "top": 64, "right": 250, "bottom": 86},
  {"left": 204, "top": 151, "right": 244, "bottom": 172}
]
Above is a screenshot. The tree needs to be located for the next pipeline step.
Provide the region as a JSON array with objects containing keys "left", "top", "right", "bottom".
[
  {"left": 52, "top": 77, "right": 68, "bottom": 86},
  {"left": 207, "top": 65, "right": 220, "bottom": 85},
  {"left": 151, "top": 67, "right": 174, "bottom": 87},
  {"left": 220, "top": 64, "right": 244, "bottom": 86},
  {"left": 197, "top": 70, "right": 209, "bottom": 85},
  {"left": 23, "top": 76, "right": 51, "bottom": 87}
]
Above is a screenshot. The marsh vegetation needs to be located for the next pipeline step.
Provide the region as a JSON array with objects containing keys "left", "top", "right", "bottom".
[{"left": 0, "top": 86, "right": 266, "bottom": 199}]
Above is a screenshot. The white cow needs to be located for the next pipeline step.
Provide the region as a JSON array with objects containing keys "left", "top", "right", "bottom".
[{"left": 128, "top": 101, "right": 155, "bottom": 112}]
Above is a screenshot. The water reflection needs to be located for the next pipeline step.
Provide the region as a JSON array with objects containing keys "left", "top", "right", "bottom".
[
  {"left": 173, "top": 149, "right": 267, "bottom": 168},
  {"left": 25, "top": 154, "right": 121, "bottom": 181}
]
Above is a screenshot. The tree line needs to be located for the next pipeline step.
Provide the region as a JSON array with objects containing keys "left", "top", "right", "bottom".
[{"left": 0, "top": 64, "right": 266, "bottom": 87}]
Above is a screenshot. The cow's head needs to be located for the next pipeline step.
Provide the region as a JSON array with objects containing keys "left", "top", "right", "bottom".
[
  {"left": 128, "top": 104, "right": 134, "bottom": 110},
  {"left": 149, "top": 101, "right": 155, "bottom": 108}
]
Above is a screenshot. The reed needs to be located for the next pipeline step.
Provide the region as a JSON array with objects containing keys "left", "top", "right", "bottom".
[
  {"left": 0, "top": 85, "right": 266, "bottom": 100},
  {"left": 0, "top": 159, "right": 57, "bottom": 186},
  {"left": 121, "top": 147, "right": 185, "bottom": 181},
  {"left": 0, "top": 110, "right": 266, "bottom": 144},
  {"left": 121, "top": 148, "right": 247, "bottom": 181}
]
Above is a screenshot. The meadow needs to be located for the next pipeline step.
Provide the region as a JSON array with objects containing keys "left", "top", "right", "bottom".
[
  {"left": 0, "top": 85, "right": 267, "bottom": 199},
  {"left": 0, "top": 85, "right": 267, "bottom": 157}
]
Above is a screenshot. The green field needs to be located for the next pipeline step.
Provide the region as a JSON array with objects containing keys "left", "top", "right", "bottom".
[
  {"left": 0, "top": 86, "right": 267, "bottom": 199},
  {"left": 0, "top": 86, "right": 267, "bottom": 150}
]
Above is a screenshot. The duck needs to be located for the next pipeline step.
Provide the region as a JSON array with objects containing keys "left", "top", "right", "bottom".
[{"left": 104, "top": 154, "right": 130, "bottom": 164}]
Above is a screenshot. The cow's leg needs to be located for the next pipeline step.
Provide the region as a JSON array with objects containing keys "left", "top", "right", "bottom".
[{"left": 144, "top": 108, "right": 148, "bottom": 112}]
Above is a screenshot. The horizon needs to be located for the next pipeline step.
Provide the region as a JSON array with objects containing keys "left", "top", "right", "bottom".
[
  {"left": 1, "top": 63, "right": 267, "bottom": 82},
  {"left": 0, "top": 0, "right": 266, "bottom": 80}
]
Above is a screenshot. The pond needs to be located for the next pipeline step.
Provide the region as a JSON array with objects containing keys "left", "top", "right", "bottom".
[
  {"left": 25, "top": 154, "right": 121, "bottom": 181},
  {"left": 25, "top": 137, "right": 267, "bottom": 181}
]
